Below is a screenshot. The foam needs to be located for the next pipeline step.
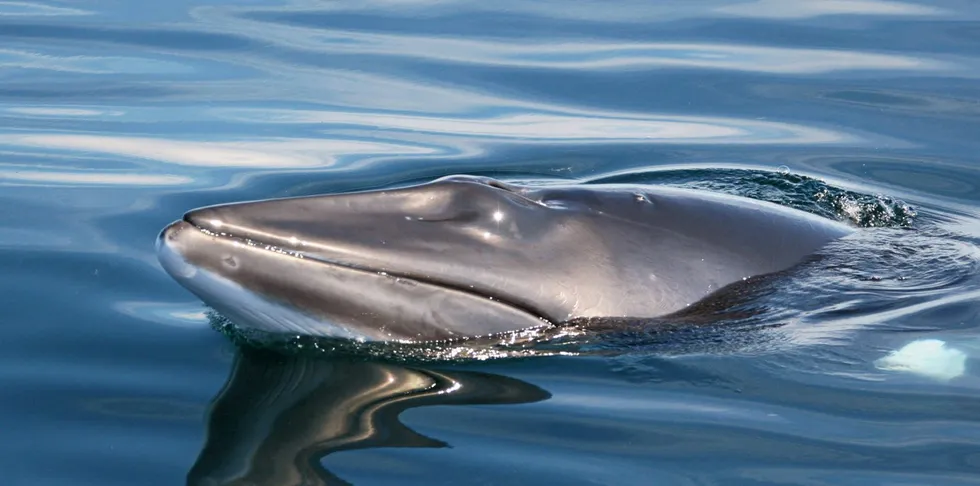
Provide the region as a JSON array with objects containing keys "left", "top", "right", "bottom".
[{"left": 875, "top": 339, "right": 967, "bottom": 381}]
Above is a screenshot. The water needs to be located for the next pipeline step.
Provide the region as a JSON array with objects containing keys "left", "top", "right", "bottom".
[{"left": 2, "top": 1, "right": 980, "bottom": 484}]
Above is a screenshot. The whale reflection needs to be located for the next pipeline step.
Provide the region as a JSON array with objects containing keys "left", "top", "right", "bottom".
[{"left": 187, "top": 349, "right": 551, "bottom": 486}]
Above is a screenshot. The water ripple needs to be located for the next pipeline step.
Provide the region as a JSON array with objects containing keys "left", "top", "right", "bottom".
[
  {"left": 715, "top": 0, "right": 945, "bottom": 19},
  {"left": 217, "top": 107, "right": 856, "bottom": 144},
  {"left": 222, "top": 0, "right": 952, "bottom": 23},
  {"left": 0, "top": 48, "right": 191, "bottom": 74},
  {"left": 0, "top": 170, "right": 192, "bottom": 186},
  {"left": 0, "top": 134, "right": 438, "bottom": 168},
  {"left": 0, "top": 1, "right": 91, "bottom": 17},
  {"left": 190, "top": 10, "right": 950, "bottom": 74},
  {"left": 0, "top": 22, "right": 254, "bottom": 51}
]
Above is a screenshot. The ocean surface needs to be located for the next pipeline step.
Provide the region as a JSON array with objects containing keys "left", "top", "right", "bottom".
[{"left": 2, "top": 1, "right": 980, "bottom": 484}]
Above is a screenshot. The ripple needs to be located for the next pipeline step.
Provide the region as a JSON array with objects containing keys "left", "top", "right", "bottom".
[
  {"left": 218, "top": 108, "right": 855, "bottom": 145},
  {"left": 727, "top": 467, "right": 980, "bottom": 485},
  {"left": 0, "top": 170, "right": 192, "bottom": 186},
  {"left": 0, "top": 134, "right": 438, "bottom": 168},
  {"left": 0, "top": 48, "right": 193, "bottom": 74},
  {"left": 195, "top": 11, "right": 948, "bottom": 75},
  {"left": 218, "top": 0, "right": 952, "bottom": 24},
  {"left": 0, "top": 22, "right": 254, "bottom": 51},
  {"left": 113, "top": 301, "right": 209, "bottom": 327},
  {"left": 5, "top": 106, "right": 125, "bottom": 117},
  {"left": 0, "top": 1, "right": 91, "bottom": 17},
  {"left": 819, "top": 89, "right": 980, "bottom": 119},
  {"left": 715, "top": 0, "right": 945, "bottom": 19},
  {"left": 84, "top": 397, "right": 203, "bottom": 421}
]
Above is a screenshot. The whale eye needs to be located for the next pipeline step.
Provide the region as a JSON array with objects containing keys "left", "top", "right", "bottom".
[{"left": 222, "top": 255, "right": 239, "bottom": 269}]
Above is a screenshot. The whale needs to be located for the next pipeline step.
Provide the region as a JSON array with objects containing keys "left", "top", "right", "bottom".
[{"left": 156, "top": 174, "right": 854, "bottom": 342}]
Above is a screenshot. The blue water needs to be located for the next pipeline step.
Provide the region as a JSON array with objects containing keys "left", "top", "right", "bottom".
[{"left": 3, "top": 0, "right": 980, "bottom": 484}]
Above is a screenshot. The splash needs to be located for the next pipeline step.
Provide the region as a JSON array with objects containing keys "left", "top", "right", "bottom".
[
  {"left": 208, "top": 309, "right": 584, "bottom": 364},
  {"left": 875, "top": 339, "right": 967, "bottom": 381},
  {"left": 588, "top": 167, "right": 917, "bottom": 228}
]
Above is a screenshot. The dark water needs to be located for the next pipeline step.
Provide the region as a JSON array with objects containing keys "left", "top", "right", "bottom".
[{"left": 3, "top": 1, "right": 980, "bottom": 484}]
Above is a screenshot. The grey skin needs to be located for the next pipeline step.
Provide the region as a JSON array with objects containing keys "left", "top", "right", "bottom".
[
  {"left": 157, "top": 174, "right": 854, "bottom": 342},
  {"left": 187, "top": 349, "right": 549, "bottom": 486}
]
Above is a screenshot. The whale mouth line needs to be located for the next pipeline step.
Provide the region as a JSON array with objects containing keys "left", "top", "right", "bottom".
[{"left": 179, "top": 215, "right": 556, "bottom": 331}]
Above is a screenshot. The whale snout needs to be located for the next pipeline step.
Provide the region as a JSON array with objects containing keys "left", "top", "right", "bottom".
[{"left": 157, "top": 220, "right": 199, "bottom": 280}]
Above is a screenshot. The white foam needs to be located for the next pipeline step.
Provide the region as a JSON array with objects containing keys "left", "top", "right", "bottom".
[{"left": 875, "top": 339, "right": 967, "bottom": 381}]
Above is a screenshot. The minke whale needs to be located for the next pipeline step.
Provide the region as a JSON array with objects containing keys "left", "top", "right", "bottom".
[{"left": 157, "top": 174, "right": 854, "bottom": 342}]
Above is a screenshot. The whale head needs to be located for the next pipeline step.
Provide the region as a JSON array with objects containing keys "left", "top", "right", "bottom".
[{"left": 157, "top": 175, "right": 853, "bottom": 342}]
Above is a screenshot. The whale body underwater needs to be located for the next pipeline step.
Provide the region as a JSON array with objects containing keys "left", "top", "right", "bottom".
[{"left": 156, "top": 175, "right": 854, "bottom": 343}]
